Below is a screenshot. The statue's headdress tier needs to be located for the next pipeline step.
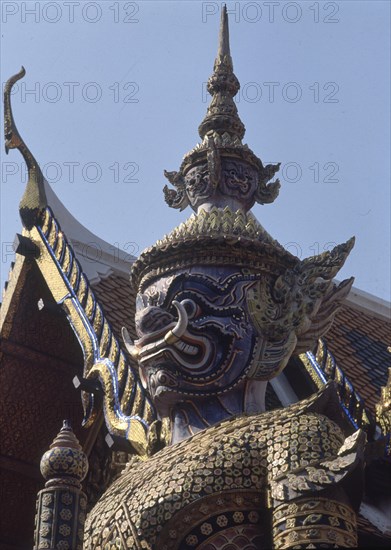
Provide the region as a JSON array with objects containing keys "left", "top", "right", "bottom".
[
  {"left": 198, "top": 6, "right": 245, "bottom": 141},
  {"left": 163, "top": 6, "right": 282, "bottom": 215}
]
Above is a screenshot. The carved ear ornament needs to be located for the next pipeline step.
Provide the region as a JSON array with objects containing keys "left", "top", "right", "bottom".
[
  {"left": 255, "top": 162, "right": 281, "bottom": 205},
  {"left": 163, "top": 170, "right": 189, "bottom": 210}
]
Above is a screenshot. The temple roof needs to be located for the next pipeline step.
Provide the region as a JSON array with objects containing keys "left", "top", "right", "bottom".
[
  {"left": 43, "top": 181, "right": 135, "bottom": 284},
  {"left": 326, "top": 289, "right": 391, "bottom": 415}
]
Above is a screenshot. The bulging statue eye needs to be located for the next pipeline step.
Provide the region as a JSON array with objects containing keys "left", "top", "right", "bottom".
[
  {"left": 181, "top": 299, "right": 198, "bottom": 319},
  {"left": 136, "top": 293, "right": 149, "bottom": 310},
  {"left": 136, "top": 294, "right": 151, "bottom": 311}
]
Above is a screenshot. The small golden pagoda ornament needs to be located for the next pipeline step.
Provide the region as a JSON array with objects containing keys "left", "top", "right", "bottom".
[{"left": 34, "top": 421, "right": 88, "bottom": 550}]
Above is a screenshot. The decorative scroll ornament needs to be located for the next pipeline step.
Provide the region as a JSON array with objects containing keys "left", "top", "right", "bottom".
[{"left": 246, "top": 239, "right": 355, "bottom": 360}]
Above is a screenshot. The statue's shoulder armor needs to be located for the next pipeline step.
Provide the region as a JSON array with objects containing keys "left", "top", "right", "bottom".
[{"left": 85, "top": 389, "right": 351, "bottom": 548}]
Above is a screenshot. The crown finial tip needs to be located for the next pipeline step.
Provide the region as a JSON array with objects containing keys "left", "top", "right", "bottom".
[{"left": 218, "top": 4, "right": 230, "bottom": 59}]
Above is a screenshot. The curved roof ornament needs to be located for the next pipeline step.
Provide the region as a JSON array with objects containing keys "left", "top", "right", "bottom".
[{"left": 4, "top": 67, "right": 47, "bottom": 229}]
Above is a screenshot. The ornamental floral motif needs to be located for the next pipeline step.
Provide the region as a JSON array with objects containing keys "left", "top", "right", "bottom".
[
  {"left": 288, "top": 531, "right": 299, "bottom": 542},
  {"left": 185, "top": 534, "right": 198, "bottom": 546},
  {"left": 60, "top": 509, "right": 72, "bottom": 521},
  {"left": 286, "top": 518, "right": 295, "bottom": 529},
  {"left": 329, "top": 516, "right": 340, "bottom": 527},
  {"left": 216, "top": 515, "right": 228, "bottom": 527},
  {"left": 324, "top": 500, "right": 337, "bottom": 513},
  {"left": 287, "top": 503, "right": 298, "bottom": 515},
  {"left": 42, "top": 494, "right": 53, "bottom": 506},
  {"left": 248, "top": 511, "right": 259, "bottom": 523},
  {"left": 39, "top": 524, "right": 50, "bottom": 536},
  {"left": 61, "top": 493, "right": 73, "bottom": 506},
  {"left": 200, "top": 522, "right": 213, "bottom": 536},
  {"left": 59, "top": 524, "right": 71, "bottom": 536},
  {"left": 233, "top": 512, "right": 244, "bottom": 524}
]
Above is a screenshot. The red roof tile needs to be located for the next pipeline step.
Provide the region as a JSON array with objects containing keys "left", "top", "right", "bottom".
[{"left": 325, "top": 303, "right": 391, "bottom": 414}]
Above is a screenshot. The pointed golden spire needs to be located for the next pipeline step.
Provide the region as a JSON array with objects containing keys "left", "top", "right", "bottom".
[
  {"left": 164, "top": 5, "right": 282, "bottom": 212},
  {"left": 4, "top": 67, "right": 47, "bottom": 229},
  {"left": 198, "top": 5, "right": 245, "bottom": 141},
  {"left": 217, "top": 4, "right": 232, "bottom": 63}
]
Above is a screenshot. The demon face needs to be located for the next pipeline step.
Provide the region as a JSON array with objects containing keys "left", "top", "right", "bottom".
[{"left": 125, "top": 267, "right": 259, "bottom": 407}]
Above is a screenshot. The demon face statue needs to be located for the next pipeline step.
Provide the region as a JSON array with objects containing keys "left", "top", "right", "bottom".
[
  {"left": 124, "top": 266, "right": 271, "bottom": 440},
  {"left": 123, "top": 221, "right": 353, "bottom": 443},
  {"left": 131, "top": 267, "right": 258, "bottom": 401}
]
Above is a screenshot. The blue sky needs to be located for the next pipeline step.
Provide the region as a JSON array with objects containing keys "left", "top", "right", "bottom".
[{"left": 1, "top": 1, "right": 390, "bottom": 300}]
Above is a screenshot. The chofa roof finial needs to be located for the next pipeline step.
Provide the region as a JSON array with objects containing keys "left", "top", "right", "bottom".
[{"left": 4, "top": 67, "right": 47, "bottom": 229}]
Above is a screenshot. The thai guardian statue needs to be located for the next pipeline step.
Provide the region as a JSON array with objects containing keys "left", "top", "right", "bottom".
[{"left": 84, "top": 8, "right": 365, "bottom": 549}]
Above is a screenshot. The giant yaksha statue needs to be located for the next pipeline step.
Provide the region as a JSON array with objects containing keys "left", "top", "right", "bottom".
[{"left": 84, "top": 8, "right": 365, "bottom": 549}]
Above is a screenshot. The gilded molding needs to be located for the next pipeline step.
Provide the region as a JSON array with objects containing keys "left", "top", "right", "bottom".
[
  {"left": 31, "top": 208, "right": 157, "bottom": 456},
  {"left": 272, "top": 497, "right": 357, "bottom": 549},
  {"left": 3, "top": 69, "right": 158, "bottom": 457},
  {"left": 300, "top": 338, "right": 371, "bottom": 431}
]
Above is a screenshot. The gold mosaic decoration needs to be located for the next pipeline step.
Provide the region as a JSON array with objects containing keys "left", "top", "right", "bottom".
[
  {"left": 84, "top": 386, "right": 364, "bottom": 548},
  {"left": 131, "top": 205, "right": 296, "bottom": 292},
  {"left": 272, "top": 497, "right": 357, "bottom": 549}
]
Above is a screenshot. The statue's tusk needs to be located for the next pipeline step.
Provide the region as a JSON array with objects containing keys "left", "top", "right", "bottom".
[
  {"left": 122, "top": 327, "right": 140, "bottom": 360},
  {"left": 123, "top": 301, "right": 189, "bottom": 362},
  {"left": 164, "top": 300, "right": 188, "bottom": 345}
]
